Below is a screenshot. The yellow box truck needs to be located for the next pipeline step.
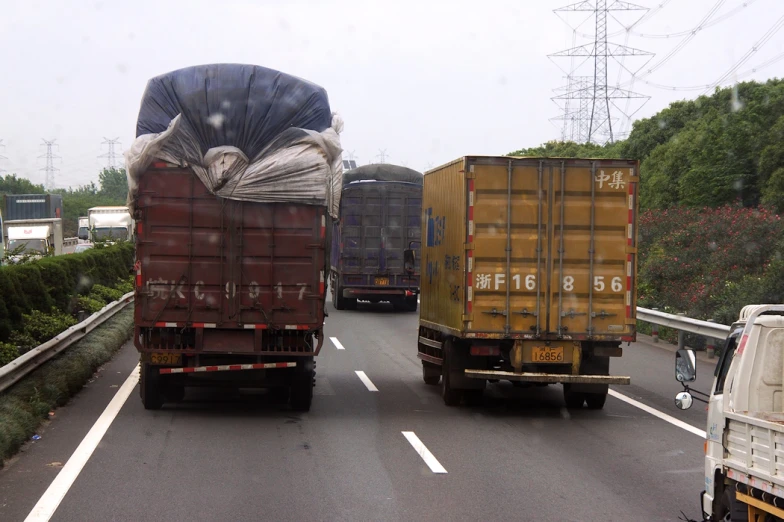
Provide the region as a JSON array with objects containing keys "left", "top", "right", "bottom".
[{"left": 405, "top": 156, "right": 636, "bottom": 409}]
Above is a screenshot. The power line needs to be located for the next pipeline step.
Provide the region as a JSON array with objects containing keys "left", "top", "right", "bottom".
[
  {"left": 623, "top": 0, "right": 728, "bottom": 85},
  {"left": 634, "top": 0, "right": 759, "bottom": 39},
  {"left": 701, "top": 13, "right": 784, "bottom": 93},
  {"left": 98, "top": 137, "right": 122, "bottom": 169},
  {"left": 39, "top": 139, "right": 61, "bottom": 191}
]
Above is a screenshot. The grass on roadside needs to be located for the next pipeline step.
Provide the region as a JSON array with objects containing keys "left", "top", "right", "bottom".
[{"left": 0, "top": 307, "right": 134, "bottom": 467}]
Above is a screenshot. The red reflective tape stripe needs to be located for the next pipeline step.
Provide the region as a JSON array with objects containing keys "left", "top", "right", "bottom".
[
  {"left": 467, "top": 301, "right": 473, "bottom": 313},
  {"left": 319, "top": 282, "right": 325, "bottom": 295},
  {"left": 151, "top": 161, "right": 169, "bottom": 168},
  {"left": 229, "top": 365, "right": 242, "bottom": 371},
  {"left": 136, "top": 274, "right": 142, "bottom": 287},
  {"left": 137, "top": 222, "right": 143, "bottom": 237},
  {"left": 320, "top": 215, "right": 326, "bottom": 238},
  {"left": 193, "top": 323, "right": 204, "bottom": 328}
]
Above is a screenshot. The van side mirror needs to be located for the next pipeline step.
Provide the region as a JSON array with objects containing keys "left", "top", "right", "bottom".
[
  {"left": 675, "top": 348, "right": 697, "bottom": 383},
  {"left": 403, "top": 249, "right": 415, "bottom": 273}
]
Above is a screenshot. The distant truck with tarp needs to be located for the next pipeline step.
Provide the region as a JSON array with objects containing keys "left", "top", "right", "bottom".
[
  {"left": 126, "top": 63, "right": 343, "bottom": 411},
  {"left": 330, "top": 164, "right": 423, "bottom": 311}
]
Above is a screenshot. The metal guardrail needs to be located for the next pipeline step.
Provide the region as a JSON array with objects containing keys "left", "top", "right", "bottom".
[
  {"left": 637, "top": 307, "right": 731, "bottom": 341},
  {"left": 0, "top": 292, "right": 134, "bottom": 393}
]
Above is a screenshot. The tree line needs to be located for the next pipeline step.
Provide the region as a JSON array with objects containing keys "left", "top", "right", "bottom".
[{"left": 509, "top": 78, "right": 784, "bottom": 212}]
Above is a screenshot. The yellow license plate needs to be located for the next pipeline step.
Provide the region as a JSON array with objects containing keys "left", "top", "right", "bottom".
[
  {"left": 150, "top": 353, "right": 181, "bottom": 365},
  {"left": 375, "top": 277, "right": 389, "bottom": 286},
  {"left": 531, "top": 346, "right": 564, "bottom": 363}
]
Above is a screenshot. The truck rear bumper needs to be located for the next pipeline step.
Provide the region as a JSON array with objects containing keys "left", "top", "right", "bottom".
[
  {"left": 464, "top": 369, "right": 630, "bottom": 385},
  {"left": 343, "top": 288, "right": 417, "bottom": 298}
]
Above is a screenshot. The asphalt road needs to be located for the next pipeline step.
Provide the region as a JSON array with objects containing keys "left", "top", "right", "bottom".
[{"left": 0, "top": 301, "right": 715, "bottom": 522}]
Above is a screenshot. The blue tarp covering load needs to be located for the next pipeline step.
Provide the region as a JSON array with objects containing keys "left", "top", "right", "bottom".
[
  {"left": 126, "top": 63, "right": 344, "bottom": 217},
  {"left": 135, "top": 64, "right": 334, "bottom": 159}
]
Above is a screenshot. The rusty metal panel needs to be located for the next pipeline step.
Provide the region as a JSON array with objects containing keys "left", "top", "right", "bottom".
[
  {"left": 420, "top": 158, "right": 466, "bottom": 333},
  {"left": 134, "top": 167, "right": 327, "bottom": 332},
  {"left": 421, "top": 156, "right": 638, "bottom": 341}
]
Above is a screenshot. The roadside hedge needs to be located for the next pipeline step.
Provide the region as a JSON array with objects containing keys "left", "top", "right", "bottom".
[{"left": 0, "top": 243, "right": 134, "bottom": 345}]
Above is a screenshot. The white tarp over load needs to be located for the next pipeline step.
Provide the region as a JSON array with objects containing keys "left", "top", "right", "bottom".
[{"left": 124, "top": 64, "right": 344, "bottom": 218}]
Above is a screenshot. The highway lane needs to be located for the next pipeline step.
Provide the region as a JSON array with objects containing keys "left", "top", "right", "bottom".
[{"left": 0, "top": 302, "right": 710, "bottom": 521}]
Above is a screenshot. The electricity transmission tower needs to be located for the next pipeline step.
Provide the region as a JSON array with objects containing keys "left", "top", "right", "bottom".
[
  {"left": 98, "top": 137, "right": 122, "bottom": 168},
  {"left": 550, "top": 0, "right": 652, "bottom": 144},
  {"left": 39, "top": 139, "right": 60, "bottom": 191},
  {"left": 0, "top": 139, "right": 7, "bottom": 173},
  {"left": 376, "top": 149, "right": 388, "bottom": 164}
]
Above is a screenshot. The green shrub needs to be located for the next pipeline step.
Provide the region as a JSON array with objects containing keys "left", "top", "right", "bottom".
[
  {"left": 0, "top": 244, "right": 134, "bottom": 340},
  {"left": 73, "top": 295, "right": 106, "bottom": 315},
  {"left": 90, "top": 284, "right": 124, "bottom": 304},
  {"left": 18, "top": 309, "right": 77, "bottom": 348},
  {"left": 0, "top": 342, "right": 19, "bottom": 366}
]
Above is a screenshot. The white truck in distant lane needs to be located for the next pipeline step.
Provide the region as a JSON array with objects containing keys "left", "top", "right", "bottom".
[
  {"left": 82, "top": 206, "right": 133, "bottom": 243},
  {"left": 3, "top": 218, "right": 64, "bottom": 262},
  {"left": 675, "top": 304, "right": 784, "bottom": 522},
  {"left": 77, "top": 216, "right": 89, "bottom": 244}
]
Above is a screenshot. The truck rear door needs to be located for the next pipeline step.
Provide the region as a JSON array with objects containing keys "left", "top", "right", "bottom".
[
  {"left": 468, "top": 157, "right": 638, "bottom": 339},
  {"left": 340, "top": 182, "right": 421, "bottom": 284},
  {"left": 137, "top": 167, "right": 325, "bottom": 330}
]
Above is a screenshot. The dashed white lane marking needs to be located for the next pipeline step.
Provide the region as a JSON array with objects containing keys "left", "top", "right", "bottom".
[
  {"left": 26, "top": 364, "right": 141, "bottom": 522},
  {"left": 355, "top": 371, "right": 379, "bottom": 392},
  {"left": 402, "top": 431, "right": 447, "bottom": 474},
  {"left": 330, "top": 337, "right": 345, "bottom": 350},
  {"left": 608, "top": 389, "right": 706, "bottom": 438}
]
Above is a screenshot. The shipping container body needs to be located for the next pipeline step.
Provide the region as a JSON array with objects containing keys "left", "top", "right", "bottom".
[
  {"left": 330, "top": 180, "right": 422, "bottom": 310},
  {"left": 3, "top": 194, "right": 63, "bottom": 221},
  {"left": 133, "top": 164, "right": 327, "bottom": 387},
  {"left": 416, "top": 156, "right": 637, "bottom": 408}
]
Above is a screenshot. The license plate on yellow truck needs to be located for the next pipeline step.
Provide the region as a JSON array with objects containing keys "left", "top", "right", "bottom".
[
  {"left": 375, "top": 277, "right": 389, "bottom": 286},
  {"left": 531, "top": 346, "right": 564, "bottom": 363},
  {"left": 149, "top": 353, "right": 181, "bottom": 365}
]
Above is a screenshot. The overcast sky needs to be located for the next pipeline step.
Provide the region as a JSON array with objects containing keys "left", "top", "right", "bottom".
[{"left": 0, "top": 0, "right": 780, "bottom": 188}]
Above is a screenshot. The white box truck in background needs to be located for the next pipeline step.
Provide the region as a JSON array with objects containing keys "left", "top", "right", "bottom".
[
  {"left": 82, "top": 206, "right": 133, "bottom": 243},
  {"left": 3, "top": 217, "right": 64, "bottom": 262}
]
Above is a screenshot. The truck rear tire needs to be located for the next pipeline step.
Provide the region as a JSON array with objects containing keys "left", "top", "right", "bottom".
[
  {"left": 719, "top": 486, "right": 748, "bottom": 522},
  {"left": 585, "top": 392, "right": 607, "bottom": 410},
  {"left": 333, "top": 283, "right": 346, "bottom": 310},
  {"left": 422, "top": 361, "right": 440, "bottom": 385},
  {"left": 405, "top": 296, "right": 418, "bottom": 312},
  {"left": 290, "top": 357, "right": 314, "bottom": 412},
  {"left": 442, "top": 339, "right": 463, "bottom": 406},
  {"left": 140, "top": 363, "right": 164, "bottom": 410},
  {"left": 563, "top": 385, "right": 585, "bottom": 409}
]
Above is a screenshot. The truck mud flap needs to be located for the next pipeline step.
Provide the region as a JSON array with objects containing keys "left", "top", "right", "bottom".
[{"left": 463, "top": 369, "right": 630, "bottom": 385}]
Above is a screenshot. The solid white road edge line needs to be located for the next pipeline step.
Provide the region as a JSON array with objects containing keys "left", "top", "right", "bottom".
[
  {"left": 608, "top": 389, "right": 707, "bottom": 439},
  {"left": 402, "top": 431, "right": 447, "bottom": 474},
  {"left": 25, "top": 364, "right": 141, "bottom": 522},
  {"left": 354, "top": 370, "right": 379, "bottom": 392},
  {"left": 330, "top": 337, "right": 345, "bottom": 351}
]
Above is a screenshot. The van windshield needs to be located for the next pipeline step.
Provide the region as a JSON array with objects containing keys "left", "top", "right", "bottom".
[
  {"left": 8, "top": 238, "right": 47, "bottom": 254},
  {"left": 94, "top": 227, "right": 127, "bottom": 240}
]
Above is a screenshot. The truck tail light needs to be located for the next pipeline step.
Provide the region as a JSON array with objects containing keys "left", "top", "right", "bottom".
[
  {"left": 704, "top": 440, "right": 708, "bottom": 454},
  {"left": 738, "top": 334, "right": 749, "bottom": 355},
  {"left": 470, "top": 345, "right": 500, "bottom": 356}
]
